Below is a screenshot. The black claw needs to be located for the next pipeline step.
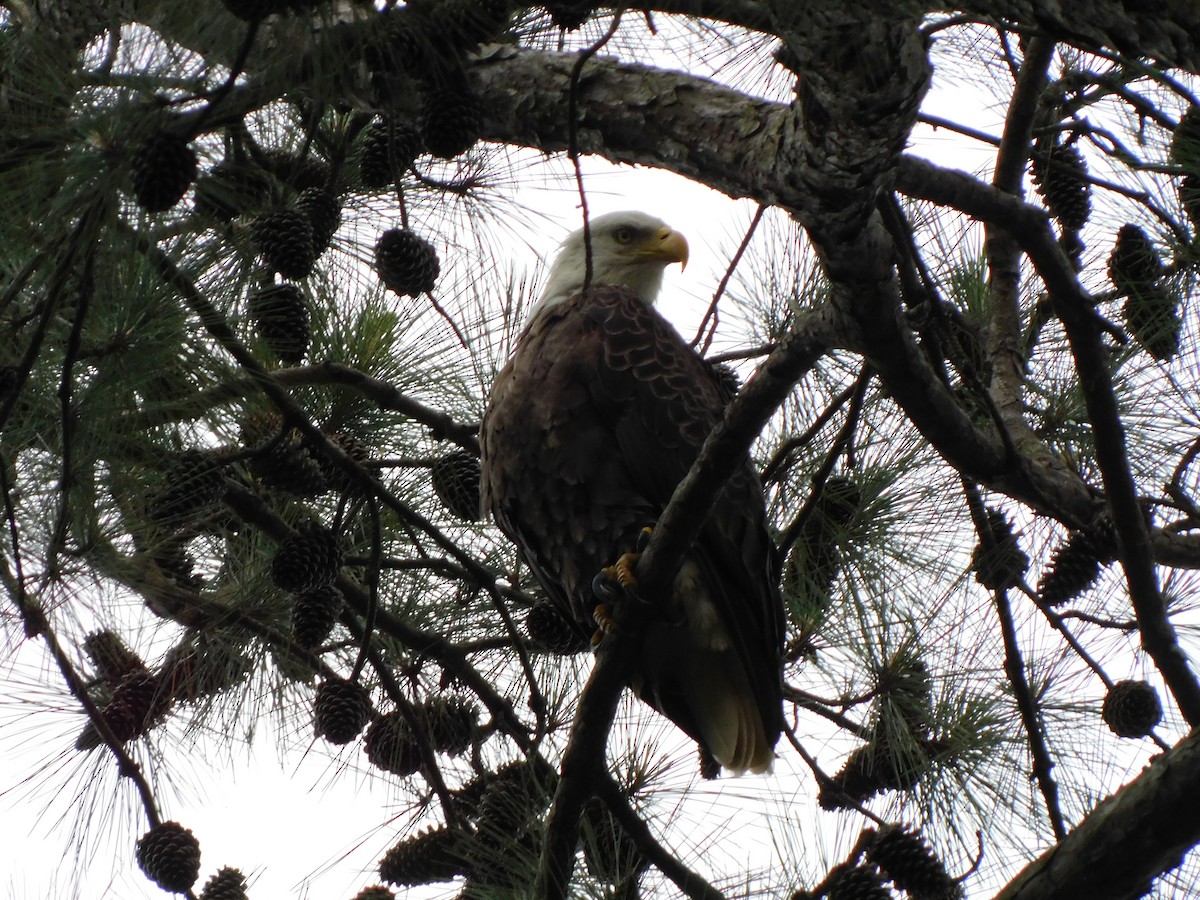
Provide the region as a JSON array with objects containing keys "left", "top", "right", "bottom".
[
  {"left": 636, "top": 526, "right": 654, "bottom": 552},
  {"left": 592, "top": 569, "right": 621, "bottom": 603}
]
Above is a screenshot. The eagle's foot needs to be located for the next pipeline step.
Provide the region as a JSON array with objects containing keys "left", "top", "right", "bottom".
[
  {"left": 590, "top": 603, "right": 618, "bottom": 645},
  {"left": 591, "top": 550, "right": 643, "bottom": 601}
]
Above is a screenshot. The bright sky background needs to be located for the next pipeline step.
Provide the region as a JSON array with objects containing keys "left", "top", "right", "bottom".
[{"left": 3, "top": 18, "right": 1170, "bottom": 900}]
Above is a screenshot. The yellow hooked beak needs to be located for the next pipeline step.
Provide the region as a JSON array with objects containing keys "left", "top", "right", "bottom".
[{"left": 639, "top": 227, "right": 689, "bottom": 271}]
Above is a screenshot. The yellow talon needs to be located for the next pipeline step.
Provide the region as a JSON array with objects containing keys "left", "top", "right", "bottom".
[
  {"left": 637, "top": 525, "right": 654, "bottom": 551},
  {"left": 591, "top": 602, "right": 619, "bottom": 644},
  {"left": 607, "top": 551, "right": 641, "bottom": 590}
]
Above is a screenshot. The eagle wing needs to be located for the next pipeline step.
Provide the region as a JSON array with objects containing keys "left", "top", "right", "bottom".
[{"left": 481, "top": 285, "right": 784, "bottom": 771}]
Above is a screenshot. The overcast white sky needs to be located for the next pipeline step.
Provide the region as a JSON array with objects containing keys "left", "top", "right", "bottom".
[{"left": 0, "top": 28, "right": 1122, "bottom": 900}]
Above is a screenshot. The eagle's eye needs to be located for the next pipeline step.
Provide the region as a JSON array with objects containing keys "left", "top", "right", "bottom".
[{"left": 612, "top": 225, "right": 637, "bottom": 244}]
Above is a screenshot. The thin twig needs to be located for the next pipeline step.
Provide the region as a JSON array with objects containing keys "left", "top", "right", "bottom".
[
  {"left": 961, "top": 480, "right": 1066, "bottom": 840},
  {"left": 691, "top": 204, "right": 765, "bottom": 354},
  {"left": 567, "top": 12, "right": 623, "bottom": 295}
]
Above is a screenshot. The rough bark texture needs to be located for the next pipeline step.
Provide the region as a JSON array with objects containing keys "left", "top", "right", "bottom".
[
  {"left": 998, "top": 726, "right": 1200, "bottom": 900},
  {"left": 12, "top": 2, "right": 1200, "bottom": 897}
]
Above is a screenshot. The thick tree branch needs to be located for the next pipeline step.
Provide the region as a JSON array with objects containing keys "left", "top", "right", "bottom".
[
  {"left": 985, "top": 34, "right": 1055, "bottom": 471},
  {"left": 997, "top": 726, "right": 1200, "bottom": 900},
  {"left": 537, "top": 305, "right": 838, "bottom": 896},
  {"left": 1049, "top": 288, "right": 1200, "bottom": 726}
]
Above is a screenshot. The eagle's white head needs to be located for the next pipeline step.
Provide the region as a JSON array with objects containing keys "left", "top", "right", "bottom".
[{"left": 533, "top": 211, "right": 689, "bottom": 316}]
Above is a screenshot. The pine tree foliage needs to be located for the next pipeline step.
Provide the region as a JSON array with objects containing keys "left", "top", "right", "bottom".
[{"left": 2, "top": 3, "right": 1200, "bottom": 899}]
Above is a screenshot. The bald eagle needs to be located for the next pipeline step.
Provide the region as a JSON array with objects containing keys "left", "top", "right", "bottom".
[{"left": 480, "top": 211, "right": 784, "bottom": 774}]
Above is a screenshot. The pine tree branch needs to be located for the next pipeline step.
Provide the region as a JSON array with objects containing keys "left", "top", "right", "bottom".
[
  {"left": 128, "top": 224, "right": 548, "bottom": 725},
  {"left": 919, "top": 144, "right": 1200, "bottom": 722},
  {"left": 761, "top": 378, "right": 860, "bottom": 485},
  {"left": 997, "top": 726, "right": 1200, "bottom": 900},
  {"left": 122, "top": 363, "right": 480, "bottom": 453},
  {"left": 962, "top": 482, "right": 1067, "bottom": 841},
  {"left": 1048, "top": 278, "right": 1200, "bottom": 727},
  {"left": 283, "top": 362, "right": 480, "bottom": 452},
  {"left": 597, "top": 775, "right": 725, "bottom": 900},
  {"left": 536, "top": 615, "right": 645, "bottom": 898},
  {"left": 944, "top": 0, "right": 1200, "bottom": 71},
  {"left": 220, "top": 482, "right": 533, "bottom": 750},
  {"left": 985, "top": 34, "right": 1055, "bottom": 457},
  {"left": 9, "top": 586, "right": 164, "bottom": 830}
]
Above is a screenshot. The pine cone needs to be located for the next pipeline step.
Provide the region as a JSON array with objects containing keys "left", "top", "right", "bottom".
[
  {"left": 1037, "top": 527, "right": 1111, "bottom": 606},
  {"left": 360, "top": 120, "right": 395, "bottom": 188},
  {"left": 243, "top": 414, "right": 328, "bottom": 495},
  {"left": 970, "top": 506, "right": 1028, "bottom": 591},
  {"left": 352, "top": 887, "right": 395, "bottom": 900},
  {"left": 430, "top": 450, "right": 481, "bottom": 521},
  {"left": 419, "top": 74, "right": 483, "bottom": 159},
  {"left": 194, "top": 159, "right": 271, "bottom": 220},
  {"left": 261, "top": 148, "right": 331, "bottom": 191},
  {"left": 825, "top": 864, "right": 892, "bottom": 900},
  {"left": 1108, "top": 224, "right": 1163, "bottom": 296},
  {"left": 546, "top": 1, "right": 592, "bottom": 30},
  {"left": 270, "top": 522, "right": 343, "bottom": 593},
  {"left": 474, "top": 758, "right": 558, "bottom": 840},
  {"left": 868, "top": 825, "right": 960, "bottom": 900},
  {"left": 149, "top": 450, "right": 227, "bottom": 525},
  {"left": 706, "top": 360, "right": 741, "bottom": 403},
  {"left": 295, "top": 186, "right": 341, "bottom": 257},
  {"left": 310, "top": 430, "right": 373, "bottom": 494},
  {"left": 365, "top": 711, "right": 422, "bottom": 776},
  {"left": 84, "top": 631, "right": 148, "bottom": 686},
  {"left": 423, "top": 695, "right": 477, "bottom": 756},
  {"left": 253, "top": 210, "right": 316, "bottom": 280},
  {"left": 199, "top": 866, "right": 249, "bottom": 900},
  {"left": 874, "top": 651, "right": 934, "bottom": 738},
  {"left": 1031, "top": 141, "right": 1091, "bottom": 232},
  {"left": 248, "top": 283, "right": 311, "bottom": 364},
  {"left": 1102, "top": 679, "right": 1162, "bottom": 738},
  {"left": 132, "top": 130, "right": 197, "bottom": 212},
  {"left": 1123, "top": 283, "right": 1182, "bottom": 361},
  {"left": 76, "top": 669, "right": 170, "bottom": 749},
  {"left": 375, "top": 228, "right": 440, "bottom": 296},
  {"left": 361, "top": 118, "right": 424, "bottom": 188},
  {"left": 160, "top": 635, "right": 250, "bottom": 704},
  {"left": 812, "top": 475, "right": 862, "bottom": 531},
  {"left": 525, "top": 600, "right": 589, "bottom": 654},
  {"left": 818, "top": 735, "right": 923, "bottom": 810},
  {"left": 292, "top": 583, "right": 343, "bottom": 649},
  {"left": 379, "top": 826, "right": 467, "bottom": 886},
  {"left": 136, "top": 821, "right": 201, "bottom": 894},
  {"left": 314, "top": 677, "right": 373, "bottom": 744}
]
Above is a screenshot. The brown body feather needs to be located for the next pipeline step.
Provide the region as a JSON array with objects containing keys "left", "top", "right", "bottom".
[{"left": 481, "top": 285, "right": 784, "bottom": 774}]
